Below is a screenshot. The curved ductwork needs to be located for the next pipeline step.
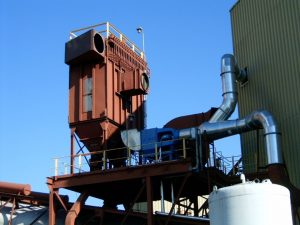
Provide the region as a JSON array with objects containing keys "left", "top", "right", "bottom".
[
  {"left": 209, "top": 54, "right": 239, "bottom": 122},
  {"left": 199, "top": 110, "right": 283, "bottom": 165}
]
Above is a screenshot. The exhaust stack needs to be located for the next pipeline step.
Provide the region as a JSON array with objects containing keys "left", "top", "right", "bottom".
[{"left": 209, "top": 54, "right": 239, "bottom": 122}]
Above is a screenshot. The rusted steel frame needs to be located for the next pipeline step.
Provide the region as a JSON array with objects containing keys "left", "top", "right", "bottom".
[
  {"left": 9, "top": 197, "right": 16, "bottom": 225},
  {"left": 74, "top": 133, "right": 90, "bottom": 166},
  {"left": 121, "top": 182, "right": 146, "bottom": 225},
  {"left": 146, "top": 176, "right": 153, "bottom": 225},
  {"left": 198, "top": 198, "right": 209, "bottom": 217},
  {"left": 183, "top": 201, "right": 193, "bottom": 215},
  {"left": 48, "top": 188, "right": 57, "bottom": 225},
  {"left": 164, "top": 173, "right": 192, "bottom": 225},
  {"left": 51, "top": 160, "right": 191, "bottom": 189},
  {"left": 54, "top": 191, "right": 68, "bottom": 212},
  {"left": 65, "top": 192, "right": 89, "bottom": 225}
]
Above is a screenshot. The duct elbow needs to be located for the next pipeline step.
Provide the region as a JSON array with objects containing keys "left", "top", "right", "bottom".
[
  {"left": 209, "top": 54, "right": 239, "bottom": 122},
  {"left": 247, "top": 110, "right": 283, "bottom": 165}
]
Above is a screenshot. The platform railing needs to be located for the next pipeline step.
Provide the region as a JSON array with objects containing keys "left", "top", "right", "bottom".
[
  {"left": 207, "top": 146, "right": 242, "bottom": 175},
  {"left": 52, "top": 138, "right": 189, "bottom": 176},
  {"left": 69, "top": 22, "right": 144, "bottom": 59}
]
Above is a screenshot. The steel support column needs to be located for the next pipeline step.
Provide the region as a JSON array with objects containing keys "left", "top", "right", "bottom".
[
  {"left": 146, "top": 176, "right": 153, "bottom": 225},
  {"left": 49, "top": 188, "right": 58, "bottom": 225}
]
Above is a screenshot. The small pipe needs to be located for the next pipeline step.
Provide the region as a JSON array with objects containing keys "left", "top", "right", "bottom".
[
  {"left": 160, "top": 180, "right": 165, "bottom": 213},
  {"left": 171, "top": 182, "right": 175, "bottom": 214}
]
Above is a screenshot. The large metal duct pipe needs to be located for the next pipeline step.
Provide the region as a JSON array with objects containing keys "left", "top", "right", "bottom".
[
  {"left": 199, "top": 110, "right": 283, "bottom": 165},
  {"left": 209, "top": 54, "right": 239, "bottom": 122},
  {"left": 0, "top": 181, "right": 31, "bottom": 196}
]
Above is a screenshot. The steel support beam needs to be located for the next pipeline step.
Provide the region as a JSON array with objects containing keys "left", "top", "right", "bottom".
[
  {"left": 146, "top": 176, "right": 153, "bottom": 225},
  {"left": 65, "top": 192, "right": 89, "bottom": 225}
]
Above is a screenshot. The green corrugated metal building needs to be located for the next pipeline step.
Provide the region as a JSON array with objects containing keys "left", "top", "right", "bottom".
[{"left": 230, "top": 0, "right": 300, "bottom": 188}]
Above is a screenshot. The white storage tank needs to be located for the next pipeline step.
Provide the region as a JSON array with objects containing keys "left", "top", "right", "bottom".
[{"left": 208, "top": 175, "right": 293, "bottom": 225}]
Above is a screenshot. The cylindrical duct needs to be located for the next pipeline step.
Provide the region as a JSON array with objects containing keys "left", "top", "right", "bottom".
[
  {"left": 209, "top": 54, "right": 238, "bottom": 122},
  {"left": 199, "top": 110, "right": 283, "bottom": 165},
  {"left": 209, "top": 180, "right": 293, "bottom": 225},
  {"left": 0, "top": 181, "right": 31, "bottom": 196}
]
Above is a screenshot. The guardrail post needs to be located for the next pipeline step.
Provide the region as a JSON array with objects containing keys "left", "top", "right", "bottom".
[
  {"left": 106, "top": 22, "right": 110, "bottom": 38},
  {"left": 54, "top": 159, "right": 58, "bottom": 176},
  {"left": 232, "top": 156, "right": 235, "bottom": 174},
  {"left": 102, "top": 151, "right": 107, "bottom": 170},
  {"left": 64, "top": 163, "right": 68, "bottom": 175},
  {"left": 127, "top": 148, "right": 131, "bottom": 166},
  {"left": 182, "top": 138, "right": 186, "bottom": 159},
  {"left": 155, "top": 143, "right": 158, "bottom": 161},
  {"left": 78, "top": 154, "right": 82, "bottom": 173}
]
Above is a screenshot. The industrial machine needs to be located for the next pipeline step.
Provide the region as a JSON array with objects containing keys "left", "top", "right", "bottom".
[{"left": 65, "top": 24, "right": 150, "bottom": 169}]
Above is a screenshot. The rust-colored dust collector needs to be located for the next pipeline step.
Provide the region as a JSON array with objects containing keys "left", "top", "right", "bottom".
[{"left": 65, "top": 29, "right": 149, "bottom": 168}]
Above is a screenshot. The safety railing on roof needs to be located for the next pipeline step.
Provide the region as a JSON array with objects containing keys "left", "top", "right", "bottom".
[
  {"left": 69, "top": 22, "right": 145, "bottom": 59},
  {"left": 52, "top": 138, "right": 189, "bottom": 176}
]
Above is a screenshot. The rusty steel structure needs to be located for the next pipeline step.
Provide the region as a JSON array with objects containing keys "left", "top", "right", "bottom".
[{"left": 66, "top": 23, "right": 149, "bottom": 171}]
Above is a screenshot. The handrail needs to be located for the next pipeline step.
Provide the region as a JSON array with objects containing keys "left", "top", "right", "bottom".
[
  {"left": 69, "top": 22, "right": 145, "bottom": 59},
  {"left": 52, "top": 138, "right": 188, "bottom": 176},
  {"left": 52, "top": 138, "right": 242, "bottom": 177}
]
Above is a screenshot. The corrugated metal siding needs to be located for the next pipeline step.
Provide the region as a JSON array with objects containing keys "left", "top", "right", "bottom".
[{"left": 231, "top": 0, "right": 300, "bottom": 187}]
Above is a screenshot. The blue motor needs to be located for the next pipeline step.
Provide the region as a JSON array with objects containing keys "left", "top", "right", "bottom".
[
  {"left": 141, "top": 128, "right": 179, "bottom": 161},
  {"left": 121, "top": 128, "right": 180, "bottom": 163}
]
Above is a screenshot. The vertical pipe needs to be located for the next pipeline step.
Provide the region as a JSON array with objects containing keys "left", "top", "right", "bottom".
[
  {"left": 209, "top": 54, "right": 238, "bottom": 122},
  {"left": 171, "top": 182, "right": 175, "bottom": 214},
  {"left": 70, "top": 129, "right": 75, "bottom": 174},
  {"left": 160, "top": 180, "right": 165, "bottom": 213}
]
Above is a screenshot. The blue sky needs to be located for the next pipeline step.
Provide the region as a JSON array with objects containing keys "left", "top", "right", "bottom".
[{"left": 0, "top": 0, "right": 238, "bottom": 194}]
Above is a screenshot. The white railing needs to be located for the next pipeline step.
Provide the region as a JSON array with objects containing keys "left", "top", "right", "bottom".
[{"left": 69, "top": 22, "right": 144, "bottom": 59}]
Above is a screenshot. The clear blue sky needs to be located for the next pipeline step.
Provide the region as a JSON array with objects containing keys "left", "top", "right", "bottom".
[{"left": 0, "top": 0, "right": 238, "bottom": 194}]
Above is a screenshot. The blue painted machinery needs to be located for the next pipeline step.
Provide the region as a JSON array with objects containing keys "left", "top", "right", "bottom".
[{"left": 121, "top": 127, "right": 180, "bottom": 162}]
